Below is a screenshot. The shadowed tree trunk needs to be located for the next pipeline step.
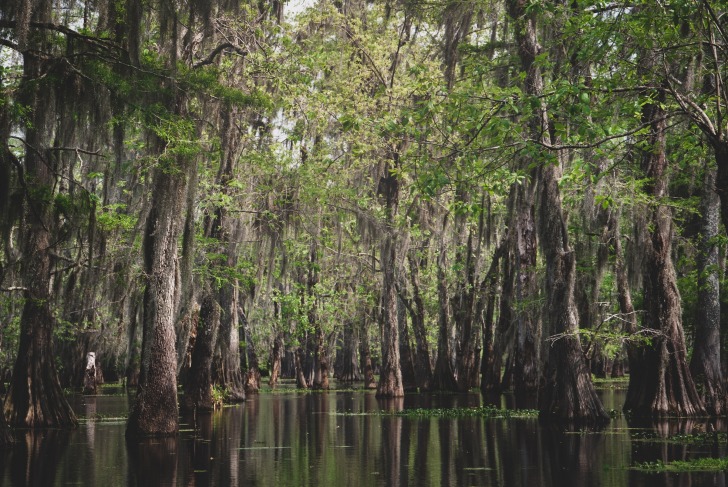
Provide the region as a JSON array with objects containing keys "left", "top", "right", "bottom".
[
  {"left": 0, "top": 413, "right": 9, "bottom": 444},
  {"left": 454, "top": 207, "right": 480, "bottom": 392},
  {"left": 399, "top": 303, "right": 418, "bottom": 392},
  {"left": 4, "top": 49, "right": 77, "bottom": 429},
  {"left": 506, "top": 0, "right": 608, "bottom": 423},
  {"left": 182, "top": 292, "right": 218, "bottom": 412},
  {"left": 511, "top": 183, "right": 541, "bottom": 400},
  {"left": 480, "top": 239, "right": 506, "bottom": 393},
  {"left": 268, "top": 331, "right": 285, "bottom": 387},
  {"left": 432, "top": 226, "right": 458, "bottom": 391},
  {"left": 207, "top": 106, "right": 245, "bottom": 402},
  {"left": 334, "top": 320, "right": 361, "bottom": 382},
  {"left": 360, "top": 317, "right": 377, "bottom": 389},
  {"left": 623, "top": 85, "right": 705, "bottom": 418},
  {"left": 403, "top": 252, "right": 433, "bottom": 390},
  {"left": 690, "top": 167, "right": 725, "bottom": 415},
  {"left": 377, "top": 232, "right": 404, "bottom": 397},
  {"left": 376, "top": 156, "right": 404, "bottom": 398}
]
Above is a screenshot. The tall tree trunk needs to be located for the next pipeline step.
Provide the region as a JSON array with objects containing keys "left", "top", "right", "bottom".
[
  {"left": 376, "top": 157, "right": 404, "bottom": 398},
  {"left": 126, "top": 150, "right": 188, "bottom": 437},
  {"left": 4, "top": 51, "right": 77, "bottom": 429},
  {"left": 506, "top": 0, "right": 608, "bottom": 423},
  {"left": 432, "top": 229, "right": 458, "bottom": 391},
  {"left": 690, "top": 166, "right": 724, "bottom": 415},
  {"left": 399, "top": 305, "right": 418, "bottom": 392},
  {"left": 454, "top": 218, "right": 479, "bottom": 392},
  {"left": 480, "top": 240, "right": 506, "bottom": 393},
  {"left": 209, "top": 107, "right": 245, "bottom": 402},
  {"left": 214, "top": 280, "right": 245, "bottom": 401},
  {"left": 268, "top": 331, "right": 285, "bottom": 387},
  {"left": 623, "top": 87, "right": 705, "bottom": 418},
  {"left": 512, "top": 182, "right": 540, "bottom": 400},
  {"left": 377, "top": 232, "right": 404, "bottom": 397}
]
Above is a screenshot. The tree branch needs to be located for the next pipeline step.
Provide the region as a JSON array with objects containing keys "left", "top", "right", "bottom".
[{"left": 193, "top": 42, "right": 247, "bottom": 68}]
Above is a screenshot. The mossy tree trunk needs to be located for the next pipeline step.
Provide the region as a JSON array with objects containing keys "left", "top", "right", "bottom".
[
  {"left": 4, "top": 49, "right": 77, "bottom": 429},
  {"left": 376, "top": 157, "right": 404, "bottom": 398},
  {"left": 624, "top": 87, "right": 705, "bottom": 418},
  {"left": 506, "top": 0, "right": 608, "bottom": 424},
  {"left": 126, "top": 155, "right": 188, "bottom": 436},
  {"left": 690, "top": 167, "right": 725, "bottom": 415}
]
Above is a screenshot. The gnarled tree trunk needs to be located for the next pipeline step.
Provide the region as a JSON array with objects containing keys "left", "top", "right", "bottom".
[
  {"left": 623, "top": 87, "right": 705, "bottom": 418},
  {"left": 506, "top": 0, "right": 608, "bottom": 423}
]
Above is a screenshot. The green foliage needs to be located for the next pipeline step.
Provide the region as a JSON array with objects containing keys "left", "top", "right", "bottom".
[{"left": 97, "top": 204, "right": 137, "bottom": 232}]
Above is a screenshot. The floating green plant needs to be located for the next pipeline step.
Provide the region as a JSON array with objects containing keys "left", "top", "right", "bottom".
[
  {"left": 391, "top": 406, "right": 539, "bottom": 419},
  {"left": 634, "top": 457, "right": 728, "bottom": 472}
]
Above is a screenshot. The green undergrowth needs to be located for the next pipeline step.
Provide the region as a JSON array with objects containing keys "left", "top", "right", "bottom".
[{"left": 634, "top": 457, "right": 728, "bottom": 472}]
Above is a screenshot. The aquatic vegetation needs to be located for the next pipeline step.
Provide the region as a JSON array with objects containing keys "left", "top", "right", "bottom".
[
  {"left": 634, "top": 457, "right": 728, "bottom": 472},
  {"left": 392, "top": 406, "right": 539, "bottom": 419}
]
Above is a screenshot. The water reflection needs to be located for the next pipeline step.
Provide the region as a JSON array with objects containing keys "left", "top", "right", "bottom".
[
  {"left": 3, "top": 385, "right": 728, "bottom": 486},
  {"left": 126, "top": 436, "right": 178, "bottom": 487},
  {"left": 5, "top": 430, "right": 70, "bottom": 487}
]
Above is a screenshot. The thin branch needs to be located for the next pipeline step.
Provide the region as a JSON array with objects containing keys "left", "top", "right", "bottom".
[
  {"left": 665, "top": 80, "right": 718, "bottom": 138},
  {"left": 533, "top": 115, "right": 671, "bottom": 151},
  {"left": 47, "top": 146, "right": 103, "bottom": 156}
]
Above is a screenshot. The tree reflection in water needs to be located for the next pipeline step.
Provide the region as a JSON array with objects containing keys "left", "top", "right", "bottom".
[
  {"left": 4, "top": 387, "right": 728, "bottom": 486},
  {"left": 126, "top": 435, "right": 177, "bottom": 487},
  {"left": 8, "top": 430, "right": 70, "bottom": 486}
]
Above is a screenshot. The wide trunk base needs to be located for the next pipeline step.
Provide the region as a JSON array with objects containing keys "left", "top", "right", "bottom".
[{"left": 539, "top": 337, "right": 609, "bottom": 426}]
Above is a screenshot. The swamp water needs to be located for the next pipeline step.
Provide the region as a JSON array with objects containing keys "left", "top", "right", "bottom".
[{"left": 1, "top": 382, "right": 726, "bottom": 486}]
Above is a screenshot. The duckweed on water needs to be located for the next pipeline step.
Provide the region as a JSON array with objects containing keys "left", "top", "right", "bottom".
[
  {"left": 634, "top": 457, "right": 728, "bottom": 472},
  {"left": 392, "top": 406, "right": 539, "bottom": 419}
]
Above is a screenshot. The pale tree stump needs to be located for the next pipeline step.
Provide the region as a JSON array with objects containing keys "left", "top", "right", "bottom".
[{"left": 83, "top": 352, "right": 102, "bottom": 395}]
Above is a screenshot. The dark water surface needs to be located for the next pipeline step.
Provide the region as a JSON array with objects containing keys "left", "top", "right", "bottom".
[{"left": 1, "top": 382, "right": 727, "bottom": 486}]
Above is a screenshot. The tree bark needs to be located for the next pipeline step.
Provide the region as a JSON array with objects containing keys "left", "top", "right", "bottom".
[
  {"left": 182, "top": 292, "right": 218, "bottom": 412},
  {"left": 511, "top": 182, "right": 541, "bottom": 400},
  {"left": 690, "top": 166, "right": 725, "bottom": 415},
  {"left": 4, "top": 51, "right": 77, "bottom": 429},
  {"left": 404, "top": 252, "right": 433, "bottom": 391},
  {"left": 506, "top": 0, "right": 608, "bottom": 423},
  {"left": 126, "top": 158, "right": 187, "bottom": 437},
  {"left": 432, "top": 228, "right": 458, "bottom": 392},
  {"left": 360, "top": 318, "right": 377, "bottom": 389},
  {"left": 268, "top": 331, "right": 285, "bottom": 387},
  {"left": 623, "top": 88, "right": 705, "bottom": 418},
  {"left": 377, "top": 232, "right": 404, "bottom": 397},
  {"left": 376, "top": 156, "right": 404, "bottom": 398}
]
